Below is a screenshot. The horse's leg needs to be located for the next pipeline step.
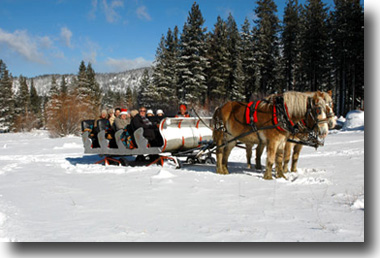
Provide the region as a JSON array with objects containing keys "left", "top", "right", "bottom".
[
  {"left": 291, "top": 144, "right": 303, "bottom": 172},
  {"left": 275, "top": 141, "right": 287, "bottom": 179},
  {"left": 255, "top": 142, "right": 265, "bottom": 170},
  {"left": 221, "top": 141, "right": 236, "bottom": 174},
  {"left": 213, "top": 129, "right": 226, "bottom": 174},
  {"left": 283, "top": 141, "right": 293, "bottom": 173},
  {"left": 246, "top": 143, "right": 253, "bottom": 169},
  {"left": 263, "top": 140, "right": 279, "bottom": 180}
]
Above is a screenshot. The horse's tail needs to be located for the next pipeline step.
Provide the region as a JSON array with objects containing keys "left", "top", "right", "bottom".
[
  {"left": 212, "top": 105, "right": 226, "bottom": 146},
  {"left": 212, "top": 105, "right": 224, "bottom": 130}
]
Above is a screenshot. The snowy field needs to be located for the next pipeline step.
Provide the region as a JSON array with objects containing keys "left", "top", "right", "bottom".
[{"left": 0, "top": 123, "right": 364, "bottom": 242}]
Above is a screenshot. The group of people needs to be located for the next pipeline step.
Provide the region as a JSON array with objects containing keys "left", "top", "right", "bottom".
[{"left": 92, "top": 104, "right": 191, "bottom": 149}]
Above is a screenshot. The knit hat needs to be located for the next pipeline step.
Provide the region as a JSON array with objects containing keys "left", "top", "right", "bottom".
[
  {"left": 180, "top": 104, "right": 187, "bottom": 111},
  {"left": 156, "top": 109, "right": 164, "bottom": 115},
  {"left": 147, "top": 109, "right": 154, "bottom": 115},
  {"left": 120, "top": 108, "right": 128, "bottom": 115}
]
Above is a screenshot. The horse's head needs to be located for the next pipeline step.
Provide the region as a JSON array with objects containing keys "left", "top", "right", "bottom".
[
  {"left": 306, "top": 92, "right": 329, "bottom": 139},
  {"left": 322, "top": 90, "right": 337, "bottom": 129}
]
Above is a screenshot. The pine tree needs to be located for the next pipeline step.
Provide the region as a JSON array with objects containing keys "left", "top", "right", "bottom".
[
  {"left": 86, "top": 63, "right": 102, "bottom": 113},
  {"left": 153, "top": 35, "right": 170, "bottom": 106},
  {"left": 29, "top": 79, "right": 40, "bottom": 115},
  {"left": 240, "top": 18, "right": 256, "bottom": 102},
  {"left": 282, "top": 0, "right": 302, "bottom": 91},
  {"left": 102, "top": 88, "right": 115, "bottom": 108},
  {"left": 125, "top": 86, "right": 133, "bottom": 107},
  {"left": 29, "top": 79, "right": 43, "bottom": 128},
  {"left": 252, "top": 0, "right": 281, "bottom": 94},
  {"left": 330, "top": 0, "right": 364, "bottom": 116},
  {"left": 13, "top": 75, "right": 40, "bottom": 131},
  {"left": 60, "top": 75, "right": 68, "bottom": 95},
  {"left": 299, "top": 0, "right": 330, "bottom": 92},
  {"left": 169, "top": 26, "right": 181, "bottom": 102},
  {"left": 0, "top": 60, "right": 15, "bottom": 131},
  {"left": 73, "top": 61, "right": 98, "bottom": 118},
  {"left": 75, "top": 61, "right": 91, "bottom": 101},
  {"left": 178, "top": 2, "right": 209, "bottom": 105},
  {"left": 16, "top": 76, "right": 30, "bottom": 115},
  {"left": 206, "top": 16, "right": 230, "bottom": 101},
  {"left": 137, "top": 68, "right": 152, "bottom": 107},
  {"left": 45, "top": 75, "right": 62, "bottom": 126},
  {"left": 48, "top": 75, "right": 60, "bottom": 97},
  {"left": 226, "top": 14, "right": 244, "bottom": 101}
]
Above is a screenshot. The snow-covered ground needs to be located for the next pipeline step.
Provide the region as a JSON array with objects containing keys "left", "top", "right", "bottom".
[{"left": 0, "top": 122, "right": 364, "bottom": 242}]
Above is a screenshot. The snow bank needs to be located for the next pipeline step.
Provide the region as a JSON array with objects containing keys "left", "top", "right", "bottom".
[
  {"left": 342, "top": 110, "right": 364, "bottom": 131},
  {"left": 53, "top": 142, "right": 82, "bottom": 150}
]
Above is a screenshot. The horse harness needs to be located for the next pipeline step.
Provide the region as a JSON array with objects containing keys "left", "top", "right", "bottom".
[{"left": 215, "top": 95, "right": 328, "bottom": 150}]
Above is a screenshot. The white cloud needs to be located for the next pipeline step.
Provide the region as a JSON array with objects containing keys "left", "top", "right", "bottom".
[
  {"left": 136, "top": 5, "right": 151, "bottom": 21},
  {"left": 88, "top": 0, "right": 98, "bottom": 20},
  {"left": 38, "top": 36, "right": 54, "bottom": 49},
  {"left": 0, "top": 28, "right": 46, "bottom": 63},
  {"left": 60, "top": 27, "right": 73, "bottom": 48},
  {"left": 102, "top": 0, "right": 124, "bottom": 23},
  {"left": 105, "top": 57, "right": 152, "bottom": 72}
]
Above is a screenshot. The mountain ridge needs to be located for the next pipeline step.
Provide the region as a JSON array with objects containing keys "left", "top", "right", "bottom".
[{"left": 12, "top": 67, "right": 153, "bottom": 96}]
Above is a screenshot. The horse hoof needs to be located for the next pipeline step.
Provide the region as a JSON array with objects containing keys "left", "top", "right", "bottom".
[
  {"left": 255, "top": 165, "right": 262, "bottom": 170},
  {"left": 263, "top": 174, "right": 273, "bottom": 180},
  {"left": 276, "top": 174, "right": 287, "bottom": 180},
  {"left": 247, "top": 164, "right": 252, "bottom": 169},
  {"left": 216, "top": 169, "right": 229, "bottom": 175}
]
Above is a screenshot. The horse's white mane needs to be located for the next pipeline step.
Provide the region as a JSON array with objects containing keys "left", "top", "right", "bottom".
[{"left": 283, "top": 91, "right": 312, "bottom": 119}]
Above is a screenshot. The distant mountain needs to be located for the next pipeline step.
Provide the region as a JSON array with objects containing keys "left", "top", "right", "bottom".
[{"left": 12, "top": 67, "right": 153, "bottom": 96}]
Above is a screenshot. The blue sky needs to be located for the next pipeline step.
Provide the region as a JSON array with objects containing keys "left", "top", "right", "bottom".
[{"left": 0, "top": 0, "right": 342, "bottom": 77}]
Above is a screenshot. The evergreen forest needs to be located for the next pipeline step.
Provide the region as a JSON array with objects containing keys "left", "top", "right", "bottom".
[{"left": 0, "top": 0, "right": 364, "bottom": 136}]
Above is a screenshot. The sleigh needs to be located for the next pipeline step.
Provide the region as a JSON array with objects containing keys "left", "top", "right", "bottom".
[{"left": 81, "top": 117, "right": 215, "bottom": 167}]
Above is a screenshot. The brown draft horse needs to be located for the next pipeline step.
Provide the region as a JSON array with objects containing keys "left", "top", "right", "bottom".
[
  {"left": 212, "top": 91, "right": 329, "bottom": 180},
  {"left": 253, "top": 91, "right": 336, "bottom": 172}
]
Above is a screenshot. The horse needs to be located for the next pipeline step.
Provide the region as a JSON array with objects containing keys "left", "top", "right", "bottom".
[
  {"left": 250, "top": 91, "right": 336, "bottom": 172},
  {"left": 282, "top": 90, "right": 336, "bottom": 172},
  {"left": 212, "top": 91, "right": 329, "bottom": 180}
]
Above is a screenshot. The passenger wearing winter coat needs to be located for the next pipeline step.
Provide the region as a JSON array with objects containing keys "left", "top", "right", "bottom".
[
  {"left": 175, "top": 104, "right": 190, "bottom": 118},
  {"left": 108, "top": 109, "right": 116, "bottom": 126},
  {"left": 156, "top": 109, "right": 165, "bottom": 122},
  {"left": 146, "top": 109, "right": 161, "bottom": 125},
  {"left": 114, "top": 108, "right": 130, "bottom": 131},
  {"left": 94, "top": 109, "right": 108, "bottom": 133},
  {"left": 131, "top": 107, "right": 162, "bottom": 147}
]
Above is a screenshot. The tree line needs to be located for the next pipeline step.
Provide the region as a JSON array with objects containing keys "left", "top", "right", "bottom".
[
  {"left": 142, "top": 0, "right": 363, "bottom": 116},
  {"left": 0, "top": 59, "right": 101, "bottom": 135},
  {"left": 0, "top": 0, "right": 363, "bottom": 136}
]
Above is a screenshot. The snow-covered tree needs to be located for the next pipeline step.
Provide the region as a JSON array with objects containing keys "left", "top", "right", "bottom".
[
  {"left": 240, "top": 18, "right": 256, "bottom": 102},
  {"left": 252, "top": 0, "right": 281, "bottom": 94},
  {"left": 15, "top": 76, "right": 30, "bottom": 115},
  {"left": 299, "top": 0, "right": 330, "bottom": 92},
  {"left": 281, "top": 0, "right": 303, "bottom": 91},
  {"left": 60, "top": 75, "right": 68, "bottom": 95},
  {"left": 138, "top": 68, "right": 157, "bottom": 108},
  {"left": 206, "top": 16, "right": 230, "bottom": 101},
  {"left": 226, "top": 14, "right": 245, "bottom": 101},
  {"left": 29, "top": 79, "right": 40, "bottom": 115},
  {"left": 0, "top": 60, "right": 15, "bottom": 131},
  {"left": 86, "top": 62, "right": 102, "bottom": 113},
  {"left": 178, "top": 2, "right": 209, "bottom": 105},
  {"left": 330, "top": 0, "right": 364, "bottom": 116}
]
